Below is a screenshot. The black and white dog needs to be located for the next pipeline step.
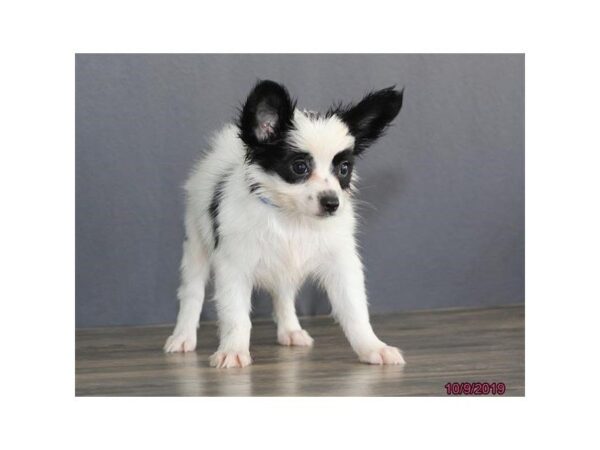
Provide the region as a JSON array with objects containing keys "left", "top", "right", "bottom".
[{"left": 165, "top": 80, "right": 405, "bottom": 368}]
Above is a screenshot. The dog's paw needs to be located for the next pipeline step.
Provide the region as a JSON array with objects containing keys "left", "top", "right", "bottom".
[
  {"left": 278, "top": 329, "right": 314, "bottom": 347},
  {"left": 164, "top": 331, "right": 197, "bottom": 353},
  {"left": 209, "top": 351, "right": 252, "bottom": 368},
  {"left": 359, "top": 345, "right": 405, "bottom": 365}
]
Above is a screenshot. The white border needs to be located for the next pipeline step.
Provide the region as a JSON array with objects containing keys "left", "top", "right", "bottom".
[{"left": 2, "top": 1, "right": 600, "bottom": 448}]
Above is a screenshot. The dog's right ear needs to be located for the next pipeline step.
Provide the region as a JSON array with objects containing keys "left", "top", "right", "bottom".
[{"left": 239, "top": 80, "right": 295, "bottom": 147}]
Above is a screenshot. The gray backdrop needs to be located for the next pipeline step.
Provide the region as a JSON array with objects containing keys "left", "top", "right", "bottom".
[{"left": 76, "top": 54, "right": 524, "bottom": 328}]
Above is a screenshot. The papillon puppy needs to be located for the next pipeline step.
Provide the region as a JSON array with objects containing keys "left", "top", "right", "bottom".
[{"left": 164, "top": 80, "right": 405, "bottom": 368}]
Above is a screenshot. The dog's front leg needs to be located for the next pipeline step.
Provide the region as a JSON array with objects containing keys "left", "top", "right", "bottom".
[
  {"left": 320, "top": 248, "right": 405, "bottom": 365},
  {"left": 209, "top": 258, "right": 253, "bottom": 368},
  {"left": 272, "top": 282, "right": 314, "bottom": 347}
]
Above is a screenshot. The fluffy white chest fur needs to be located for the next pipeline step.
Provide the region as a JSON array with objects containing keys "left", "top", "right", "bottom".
[{"left": 165, "top": 80, "right": 405, "bottom": 368}]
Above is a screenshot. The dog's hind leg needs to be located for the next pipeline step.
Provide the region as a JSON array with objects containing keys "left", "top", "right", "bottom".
[{"left": 164, "top": 233, "right": 210, "bottom": 353}]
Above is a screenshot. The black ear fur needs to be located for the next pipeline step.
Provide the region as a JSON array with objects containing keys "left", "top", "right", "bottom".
[
  {"left": 238, "top": 80, "right": 296, "bottom": 147},
  {"left": 338, "top": 86, "right": 403, "bottom": 155}
]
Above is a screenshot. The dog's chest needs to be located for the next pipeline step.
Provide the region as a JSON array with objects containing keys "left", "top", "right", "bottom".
[{"left": 253, "top": 222, "right": 323, "bottom": 286}]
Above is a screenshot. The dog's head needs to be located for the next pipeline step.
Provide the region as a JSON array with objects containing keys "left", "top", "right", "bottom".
[{"left": 239, "top": 80, "right": 403, "bottom": 218}]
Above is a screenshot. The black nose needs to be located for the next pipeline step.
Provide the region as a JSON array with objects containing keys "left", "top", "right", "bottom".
[{"left": 319, "top": 194, "right": 339, "bottom": 213}]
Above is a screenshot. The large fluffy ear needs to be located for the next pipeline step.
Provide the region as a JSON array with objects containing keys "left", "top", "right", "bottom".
[
  {"left": 239, "top": 80, "right": 295, "bottom": 147},
  {"left": 339, "top": 86, "right": 403, "bottom": 155}
]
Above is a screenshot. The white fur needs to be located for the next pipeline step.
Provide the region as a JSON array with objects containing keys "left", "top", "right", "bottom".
[{"left": 164, "top": 112, "right": 404, "bottom": 368}]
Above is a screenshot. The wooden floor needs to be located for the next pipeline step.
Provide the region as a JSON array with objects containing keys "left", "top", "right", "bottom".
[{"left": 76, "top": 305, "right": 524, "bottom": 396}]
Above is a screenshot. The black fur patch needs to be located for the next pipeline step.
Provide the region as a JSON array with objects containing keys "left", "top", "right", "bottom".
[
  {"left": 256, "top": 150, "right": 314, "bottom": 184},
  {"left": 238, "top": 80, "right": 296, "bottom": 147},
  {"left": 248, "top": 182, "right": 261, "bottom": 194},
  {"left": 239, "top": 80, "right": 317, "bottom": 184},
  {"left": 209, "top": 173, "right": 229, "bottom": 249},
  {"left": 330, "top": 86, "right": 403, "bottom": 155},
  {"left": 239, "top": 81, "right": 402, "bottom": 185},
  {"left": 331, "top": 148, "right": 355, "bottom": 190}
]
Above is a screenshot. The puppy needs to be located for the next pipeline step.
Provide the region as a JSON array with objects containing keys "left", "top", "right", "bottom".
[{"left": 164, "top": 80, "right": 405, "bottom": 368}]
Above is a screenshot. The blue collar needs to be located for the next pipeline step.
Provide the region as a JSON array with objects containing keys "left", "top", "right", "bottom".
[{"left": 258, "top": 195, "right": 279, "bottom": 208}]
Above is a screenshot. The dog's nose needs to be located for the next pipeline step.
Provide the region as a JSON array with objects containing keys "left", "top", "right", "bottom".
[{"left": 319, "top": 193, "right": 339, "bottom": 213}]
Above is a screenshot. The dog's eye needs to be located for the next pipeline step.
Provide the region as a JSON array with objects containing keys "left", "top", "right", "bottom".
[
  {"left": 291, "top": 160, "right": 309, "bottom": 175},
  {"left": 339, "top": 162, "right": 350, "bottom": 177}
]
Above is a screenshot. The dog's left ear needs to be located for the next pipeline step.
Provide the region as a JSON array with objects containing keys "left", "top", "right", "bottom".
[
  {"left": 239, "top": 80, "right": 296, "bottom": 147},
  {"left": 340, "top": 86, "right": 403, "bottom": 155}
]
